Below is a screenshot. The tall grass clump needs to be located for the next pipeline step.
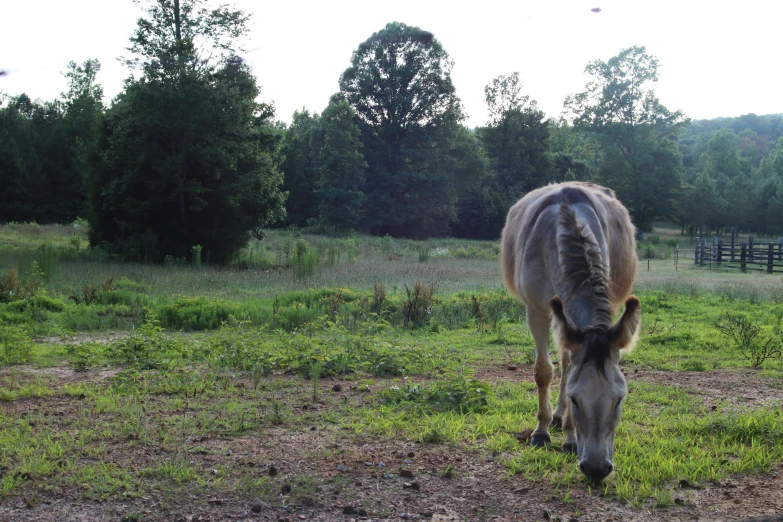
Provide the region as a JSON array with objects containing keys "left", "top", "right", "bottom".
[{"left": 292, "top": 239, "right": 318, "bottom": 280}]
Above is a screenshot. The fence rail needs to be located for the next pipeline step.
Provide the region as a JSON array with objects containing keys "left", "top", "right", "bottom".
[{"left": 691, "top": 234, "right": 783, "bottom": 274}]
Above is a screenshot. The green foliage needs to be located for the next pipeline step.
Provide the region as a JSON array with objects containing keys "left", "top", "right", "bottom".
[
  {"left": 317, "top": 100, "right": 366, "bottom": 230},
  {"left": 340, "top": 22, "right": 478, "bottom": 237},
  {"left": 381, "top": 373, "right": 493, "bottom": 413},
  {"left": 402, "top": 282, "right": 436, "bottom": 328},
  {"left": 279, "top": 109, "right": 322, "bottom": 227},
  {"left": 0, "top": 325, "right": 33, "bottom": 365},
  {"left": 88, "top": 0, "right": 285, "bottom": 264},
  {"left": 106, "top": 317, "right": 182, "bottom": 369},
  {"left": 565, "top": 46, "right": 687, "bottom": 231},
  {"left": 292, "top": 239, "right": 318, "bottom": 280},
  {"left": 714, "top": 311, "right": 782, "bottom": 367}
]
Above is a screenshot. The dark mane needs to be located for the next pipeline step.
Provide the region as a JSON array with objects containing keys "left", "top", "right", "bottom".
[{"left": 556, "top": 197, "right": 614, "bottom": 373}]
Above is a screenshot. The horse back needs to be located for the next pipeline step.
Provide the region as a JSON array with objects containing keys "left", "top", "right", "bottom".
[{"left": 501, "top": 182, "right": 637, "bottom": 312}]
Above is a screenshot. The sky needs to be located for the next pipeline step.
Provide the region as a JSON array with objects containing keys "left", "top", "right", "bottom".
[{"left": 2, "top": 0, "right": 781, "bottom": 129}]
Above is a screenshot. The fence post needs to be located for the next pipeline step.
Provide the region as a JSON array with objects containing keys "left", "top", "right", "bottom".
[
  {"left": 779, "top": 237, "right": 783, "bottom": 261},
  {"left": 768, "top": 242, "right": 774, "bottom": 274},
  {"left": 749, "top": 234, "right": 754, "bottom": 264},
  {"left": 717, "top": 239, "right": 723, "bottom": 267},
  {"left": 731, "top": 227, "right": 736, "bottom": 261},
  {"left": 713, "top": 236, "right": 719, "bottom": 265},
  {"left": 701, "top": 237, "right": 707, "bottom": 267},
  {"left": 694, "top": 237, "right": 700, "bottom": 265},
  {"left": 741, "top": 243, "right": 747, "bottom": 273}
]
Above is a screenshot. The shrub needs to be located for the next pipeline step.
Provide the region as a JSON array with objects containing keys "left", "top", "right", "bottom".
[
  {"left": 714, "top": 312, "right": 782, "bottom": 368},
  {"left": 402, "top": 282, "right": 436, "bottom": 328},
  {"left": 0, "top": 325, "right": 33, "bottom": 365}
]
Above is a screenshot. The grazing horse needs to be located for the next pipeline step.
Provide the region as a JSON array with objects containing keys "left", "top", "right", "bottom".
[{"left": 501, "top": 182, "right": 641, "bottom": 481}]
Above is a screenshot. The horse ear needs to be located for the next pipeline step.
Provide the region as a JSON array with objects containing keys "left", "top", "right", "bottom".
[
  {"left": 550, "top": 297, "right": 582, "bottom": 351},
  {"left": 609, "top": 296, "right": 641, "bottom": 351}
]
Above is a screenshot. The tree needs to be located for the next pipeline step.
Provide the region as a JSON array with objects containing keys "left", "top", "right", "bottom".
[
  {"left": 317, "top": 99, "right": 367, "bottom": 230},
  {"left": 339, "top": 22, "right": 467, "bottom": 237},
  {"left": 278, "top": 109, "right": 321, "bottom": 227},
  {"left": 468, "top": 73, "right": 551, "bottom": 238},
  {"left": 565, "top": 46, "right": 688, "bottom": 231},
  {"left": 89, "top": 0, "right": 285, "bottom": 263}
]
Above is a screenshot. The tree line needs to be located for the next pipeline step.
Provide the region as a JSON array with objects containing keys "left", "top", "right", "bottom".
[{"left": 2, "top": 0, "right": 782, "bottom": 264}]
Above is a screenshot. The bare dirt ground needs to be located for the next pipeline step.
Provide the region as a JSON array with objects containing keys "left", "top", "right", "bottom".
[{"left": 1, "top": 365, "right": 782, "bottom": 522}]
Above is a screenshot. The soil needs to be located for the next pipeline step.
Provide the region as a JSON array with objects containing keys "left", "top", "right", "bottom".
[{"left": 1, "top": 364, "right": 782, "bottom": 522}]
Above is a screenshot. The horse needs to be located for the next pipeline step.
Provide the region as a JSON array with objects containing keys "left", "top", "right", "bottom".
[{"left": 501, "top": 182, "right": 641, "bottom": 481}]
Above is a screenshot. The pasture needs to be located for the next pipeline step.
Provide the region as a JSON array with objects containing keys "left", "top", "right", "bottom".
[{"left": 2, "top": 224, "right": 783, "bottom": 521}]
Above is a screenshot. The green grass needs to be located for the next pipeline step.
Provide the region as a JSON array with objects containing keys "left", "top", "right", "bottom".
[{"left": 2, "top": 224, "right": 783, "bottom": 515}]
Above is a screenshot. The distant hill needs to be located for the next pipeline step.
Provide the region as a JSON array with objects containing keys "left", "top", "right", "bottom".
[{"left": 683, "top": 113, "right": 783, "bottom": 143}]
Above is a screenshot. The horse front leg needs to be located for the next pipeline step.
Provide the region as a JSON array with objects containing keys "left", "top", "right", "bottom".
[
  {"left": 528, "top": 307, "right": 553, "bottom": 447},
  {"left": 558, "top": 350, "right": 577, "bottom": 454},
  {"left": 551, "top": 349, "right": 570, "bottom": 430}
]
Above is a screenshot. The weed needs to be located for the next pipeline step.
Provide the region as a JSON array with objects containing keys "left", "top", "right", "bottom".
[
  {"left": 371, "top": 282, "right": 386, "bottom": 315},
  {"left": 714, "top": 312, "right": 782, "bottom": 367},
  {"left": 402, "top": 282, "right": 435, "bottom": 328}
]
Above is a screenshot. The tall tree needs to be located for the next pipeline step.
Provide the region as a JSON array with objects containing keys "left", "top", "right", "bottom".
[
  {"left": 317, "top": 99, "right": 367, "bottom": 230},
  {"left": 470, "top": 73, "right": 552, "bottom": 237},
  {"left": 339, "top": 22, "right": 468, "bottom": 237},
  {"left": 565, "top": 46, "right": 688, "bottom": 231},
  {"left": 89, "top": 0, "right": 285, "bottom": 263},
  {"left": 278, "top": 109, "right": 322, "bottom": 227}
]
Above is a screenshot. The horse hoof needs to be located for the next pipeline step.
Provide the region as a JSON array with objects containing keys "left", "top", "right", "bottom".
[
  {"left": 550, "top": 416, "right": 563, "bottom": 430},
  {"left": 531, "top": 433, "right": 551, "bottom": 447},
  {"left": 562, "top": 441, "right": 577, "bottom": 454}
]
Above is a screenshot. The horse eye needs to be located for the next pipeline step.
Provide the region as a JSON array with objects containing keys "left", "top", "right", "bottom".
[{"left": 569, "top": 397, "right": 579, "bottom": 409}]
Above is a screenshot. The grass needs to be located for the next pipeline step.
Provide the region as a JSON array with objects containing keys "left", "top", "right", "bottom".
[{"left": 2, "top": 224, "right": 783, "bottom": 518}]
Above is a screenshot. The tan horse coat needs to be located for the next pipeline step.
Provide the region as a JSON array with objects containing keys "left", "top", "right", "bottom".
[{"left": 501, "top": 182, "right": 639, "bottom": 480}]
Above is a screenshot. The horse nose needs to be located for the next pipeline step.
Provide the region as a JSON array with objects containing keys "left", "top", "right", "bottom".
[{"left": 579, "top": 460, "right": 613, "bottom": 481}]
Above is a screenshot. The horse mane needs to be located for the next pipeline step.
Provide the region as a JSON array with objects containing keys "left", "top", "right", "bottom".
[{"left": 557, "top": 199, "right": 615, "bottom": 373}]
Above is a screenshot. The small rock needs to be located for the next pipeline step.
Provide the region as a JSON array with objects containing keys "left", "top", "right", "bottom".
[
  {"left": 410, "top": 482, "right": 421, "bottom": 491},
  {"left": 543, "top": 509, "right": 552, "bottom": 520},
  {"left": 399, "top": 469, "right": 414, "bottom": 478},
  {"left": 403, "top": 482, "right": 412, "bottom": 489},
  {"left": 508, "top": 365, "right": 518, "bottom": 371},
  {"left": 404, "top": 459, "right": 413, "bottom": 465},
  {"left": 207, "top": 498, "right": 225, "bottom": 505},
  {"left": 679, "top": 479, "right": 693, "bottom": 488},
  {"left": 310, "top": 426, "right": 317, "bottom": 431},
  {"left": 407, "top": 451, "right": 415, "bottom": 458},
  {"left": 516, "top": 429, "right": 533, "bottom": 443},
  {"left": 420, "top": 512, "right": 433, "bottom": 519},
  {"left": 674, "top": 498, "right": 684, "bottom": 504},
  {"left": 365, "top": 462, "right": 373, "bottom": 467},
  {"left": 357, "top": 509, "right": 368, "bottom": 516},
  {"left": 333, "top": 383, "right": 342, "bottom": 392},
  {"left": 343, "top": 506, "right": 357, "bottom": 515},
  {"left": 225, "top": 449, "right": 232, "bottom": 456},
  {"left": 251, "top": 503, "right": 263, "bottom": 514},
  {"left": 281, "top": 484, "right": 292, "bottom": 495},
  {"left": 211, "top": 469, "right": 219, "bottom": 475},
  {"left": 299, "top": 516, "right": 306, "bottom": 520},
  {"left": 337, "top": 464, "right": 346, "bottom": 472},
  {"left": 400, "top": 514, "right": 411, "bottom": 519},
  {"left": 268, "top": 465, "right": 278, "bottom": 477},
  {"left": 513, "top": 487, "right": 530, "bottom": 494},
  {"left": 378, "top": 462, "right": 386, "bottom": 468}
]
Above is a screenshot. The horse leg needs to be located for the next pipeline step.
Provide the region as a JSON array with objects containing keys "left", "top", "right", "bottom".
[
  {"left": 558, "top": 351, "right": 578, "bottom": 454},
  {"left": 528, "top": 307, "right": 553, "bottom": 447},
  {"left": 551, "top": 350, "right": 570, "bottom": 430}
]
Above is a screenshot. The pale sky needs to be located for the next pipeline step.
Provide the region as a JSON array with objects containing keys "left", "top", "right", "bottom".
[{"left": 2, "top": 0, "right": 781, "bottom": 128}]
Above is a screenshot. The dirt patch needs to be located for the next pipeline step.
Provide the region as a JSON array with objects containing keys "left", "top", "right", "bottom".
[{"left": 2, "top": 366, "right": 783, "bottom": 522}]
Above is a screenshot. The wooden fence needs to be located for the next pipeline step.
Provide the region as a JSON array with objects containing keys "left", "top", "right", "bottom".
[{"left": 692, "top": 234, "right": 783, "bottom": 273}]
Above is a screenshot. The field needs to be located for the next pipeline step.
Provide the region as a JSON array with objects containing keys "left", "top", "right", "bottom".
[{"left": 2, "top": 224, "right": 783, "bottom": 521}]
